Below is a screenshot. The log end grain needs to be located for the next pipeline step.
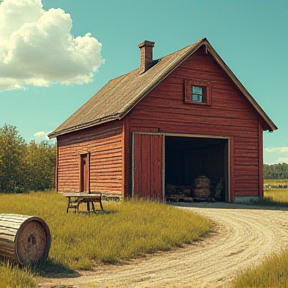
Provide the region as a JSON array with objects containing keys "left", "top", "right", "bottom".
[{"left": 0, "top": 214, "right": 51, "bottom": 265}]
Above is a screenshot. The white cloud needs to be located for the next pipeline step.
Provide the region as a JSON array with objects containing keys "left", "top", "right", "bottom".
[
  {"left": 34, "top": 131, "right": 48, "bottom": 141},
  {"left": 278, "top": 157, "right": 288, "bottom": 164},
  {"left": 264, "top": 147, "right": 288, "bottom": 153},
  {"left": 0, "top": 0, "right": 105, "bottom": 91},
  {"left": 264, "top": 147, "right": 288, "bottom": 164},
  {"left": 34, "top": 131, "right": 46, "bottom": 137}
]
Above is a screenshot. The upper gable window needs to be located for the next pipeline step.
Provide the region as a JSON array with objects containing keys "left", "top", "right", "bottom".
[
  {"left": 185, "top": 80, "right": 211, "bottom": 106},
  {"left": 192, "top": 86, "right": 204, "bottom": 103}
]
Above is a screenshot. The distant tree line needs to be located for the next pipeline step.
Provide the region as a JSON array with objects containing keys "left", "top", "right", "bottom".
[
  {"left": 264, "top": 163, "right": 288, "bottom": 179},
  {"left": 0, "top": 124, "right": 56, "bottom": 193}
]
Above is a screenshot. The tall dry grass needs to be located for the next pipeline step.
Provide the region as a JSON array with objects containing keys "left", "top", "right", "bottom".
[
  {"left": 233, "top": 249, "right": 288, "bottom": 288},
  {"left": 264, "top": 189, "right": 288, "bottom": 203},
  {"left": 0, "top": 191, "right": 211, "bottom": 287},
  {"left": 0, "top": 261, "right": 36, "bottom": 288}
]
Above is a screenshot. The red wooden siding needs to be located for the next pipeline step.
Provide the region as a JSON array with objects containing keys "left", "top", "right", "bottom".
[
  {"left": 57, "top": 120, "right": 124, "bottom": 196},
  {"left": 258, "top": 122, "right": 264, "bottom": 198},
  {"left": 133, "top": 133, "right": 163, "bottom": 199},
  {"left": 127, "top": 45, "right": 263, "bottom": 199}
]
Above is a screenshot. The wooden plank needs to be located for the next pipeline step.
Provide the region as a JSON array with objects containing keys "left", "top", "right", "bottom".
[
  {"left": 132, "top": 133, "right": 163, "bottom": 200},
  {"left": 229, "top": 137, "right": 235, "bottom": 202},
  {"left": 122, "top": 117, "right": 129, "bottom": 198},
  {"left": 258, "top": 121, "right": 263, "bottom": 198},
  {"left": 150, "top": 134, "right": 163, "bottom": 199},
  {"left": 141, "top": 134, "right": 151, "bottom": 197},
  {"left": 133, "top": 133, "right": 142, "bottom": 197}
]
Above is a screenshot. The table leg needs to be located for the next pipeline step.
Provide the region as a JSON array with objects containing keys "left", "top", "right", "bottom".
[
  {"left": 91, "top": 201, "right": 96, "bottom": 212},
  {"left": 77, "top": 198, "right": 81, "bottom": 213},
  {"left": 86, "top": 201, "right": 90, "bottom": 212},
  {"left": 99, "top": 198, "right": 104, "bottom": 211},
  {"left": 66, "top": 197, "right": 70, "bottom": 213}
]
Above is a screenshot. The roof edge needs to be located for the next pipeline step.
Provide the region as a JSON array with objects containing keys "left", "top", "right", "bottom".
[
  {"left": 48, "top": 113, "right": 121, "bottom": 138},
  {"left": 203, "top": 39, "right": 277, "bottom": 131}
]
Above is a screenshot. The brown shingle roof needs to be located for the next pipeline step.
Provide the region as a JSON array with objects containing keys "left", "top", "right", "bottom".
[{"left": 49, "top": 38, "right": 277, "bottom": 138}]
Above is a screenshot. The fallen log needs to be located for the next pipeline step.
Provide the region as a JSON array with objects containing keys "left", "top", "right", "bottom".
[{"left": 0, "top": 214, "right": 51, "bottom": 265}]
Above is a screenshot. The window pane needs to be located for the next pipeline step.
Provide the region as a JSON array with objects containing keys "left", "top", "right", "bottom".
[
  {"left": 192, "top": 86, "right": 202, "bottom": 94},
  {"left": 192, "top": 94, "right": 203, "bottom": 102},
  {"left": 192, "top": 94, "right": 199, "bottom": 101}
]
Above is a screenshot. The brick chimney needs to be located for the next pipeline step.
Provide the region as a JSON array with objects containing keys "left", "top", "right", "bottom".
[{"left": 138, "top": 40, "right": 155, "bottom": 73}]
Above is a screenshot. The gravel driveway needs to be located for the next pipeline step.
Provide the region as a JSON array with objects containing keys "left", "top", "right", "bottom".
[{"left": 40, "top": 203, "right": 288, "bottom": 288}]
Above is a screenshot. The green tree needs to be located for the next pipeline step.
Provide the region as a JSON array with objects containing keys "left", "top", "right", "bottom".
[
  {"left": 25, "top": 140, "right": 56, "bottom": 191},
  {"left": 0, "top": 124, "right": 27, "bottom": 192},
  {"left": 264, "top": 163, "right": 288, "bottom": 179},
  {"left": 0, "top": 124, "right": 56, "bottom": 193}
]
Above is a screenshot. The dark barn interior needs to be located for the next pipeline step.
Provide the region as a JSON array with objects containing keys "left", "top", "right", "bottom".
[{"left": 165, "top": 136, "right": 228, "bottom": 202}]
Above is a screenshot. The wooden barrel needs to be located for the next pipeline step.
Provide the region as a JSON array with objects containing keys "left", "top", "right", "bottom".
[
  {"left": 0, "top": 214, "right": 51, "bottom": 265},
  {"left": 194, "top": 176, "right": 211, "bottom": 198},
  {"left": 195, "top": 176, "right": 210, "bottom": 187}
]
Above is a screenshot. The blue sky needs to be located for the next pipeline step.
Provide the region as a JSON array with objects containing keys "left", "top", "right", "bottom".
[{"left": 0, "top": 0, "right": 287, "bottom": 164}]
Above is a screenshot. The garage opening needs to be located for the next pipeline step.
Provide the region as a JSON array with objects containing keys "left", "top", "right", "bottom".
[{"left": 165, "top": 136, "right": 228, "bottom": 202}]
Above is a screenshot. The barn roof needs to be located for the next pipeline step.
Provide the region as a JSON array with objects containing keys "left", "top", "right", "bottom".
[{"left": 49, "top": 38, "right": 277, "bottom": 138}]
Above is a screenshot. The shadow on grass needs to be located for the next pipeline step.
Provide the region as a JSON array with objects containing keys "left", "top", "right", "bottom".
[
  {"left": 32, "top": 259, "right": 80, "bottom": 279},
  {"left": 69, "top": 210, "right": 119, "bottom": 216},
  {"left": 0, "top": 257, "right": 80, "bottom": 279}
]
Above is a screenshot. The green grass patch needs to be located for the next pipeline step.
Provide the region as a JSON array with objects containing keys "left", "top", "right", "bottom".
[
  {"left": 233, "top": 250, "right": 288, "bottom": 288},
  {"left": 0, "top": 191, "right": 211, "bottom": 287}
]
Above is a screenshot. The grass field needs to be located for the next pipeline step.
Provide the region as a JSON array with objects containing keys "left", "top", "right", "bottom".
[
  {"left": 264, "top": 189, "right": 288, "bottom": 203},
  {"left": 2, "top": 185, "right": 288, "bottom": 288},
  {"left": 0, "top": 191, "right": 211, "bottom": 288},
  {"left": 258, "top": 179, "right": 288, "bottom": 205}
]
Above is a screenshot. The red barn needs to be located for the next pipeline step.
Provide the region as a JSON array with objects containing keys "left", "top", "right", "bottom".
[{"left": 49, "top": 38, "right": 277, "bottom": 202}]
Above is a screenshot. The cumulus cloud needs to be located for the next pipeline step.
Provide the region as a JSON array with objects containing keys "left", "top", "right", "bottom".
[
  {"left": 0, "top": 0, "right": 105, "bottom": 91},
  {"left": 34, "top": 131, "right": 46, "bottom": 137},
  {"left": 34, "top": 131, "right": 48, "bottom": 141}
]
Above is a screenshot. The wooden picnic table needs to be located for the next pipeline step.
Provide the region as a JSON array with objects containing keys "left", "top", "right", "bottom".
[{"left": 63, "top": 192, "right": 104, "bottom": 213}]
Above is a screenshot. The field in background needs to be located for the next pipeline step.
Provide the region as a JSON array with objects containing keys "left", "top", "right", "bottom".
[
  {"left": 264, "top": 179, "right": 288, "bottom": 188},
  {"left": 263, "top": 179, "right": 288, "bottom": 204}
]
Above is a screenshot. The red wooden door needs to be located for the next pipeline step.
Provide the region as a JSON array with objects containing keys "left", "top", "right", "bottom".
[
  {"left": 133, "top": 133, "right": 164, "bottom": 200},
  {"left": 80, "top": 154, "right": 89, "bottom": 192}
]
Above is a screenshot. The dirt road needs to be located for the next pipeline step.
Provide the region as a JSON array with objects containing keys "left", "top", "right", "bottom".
[{"left": 40, "top": 203, "right": 288, "bottom": 288}]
